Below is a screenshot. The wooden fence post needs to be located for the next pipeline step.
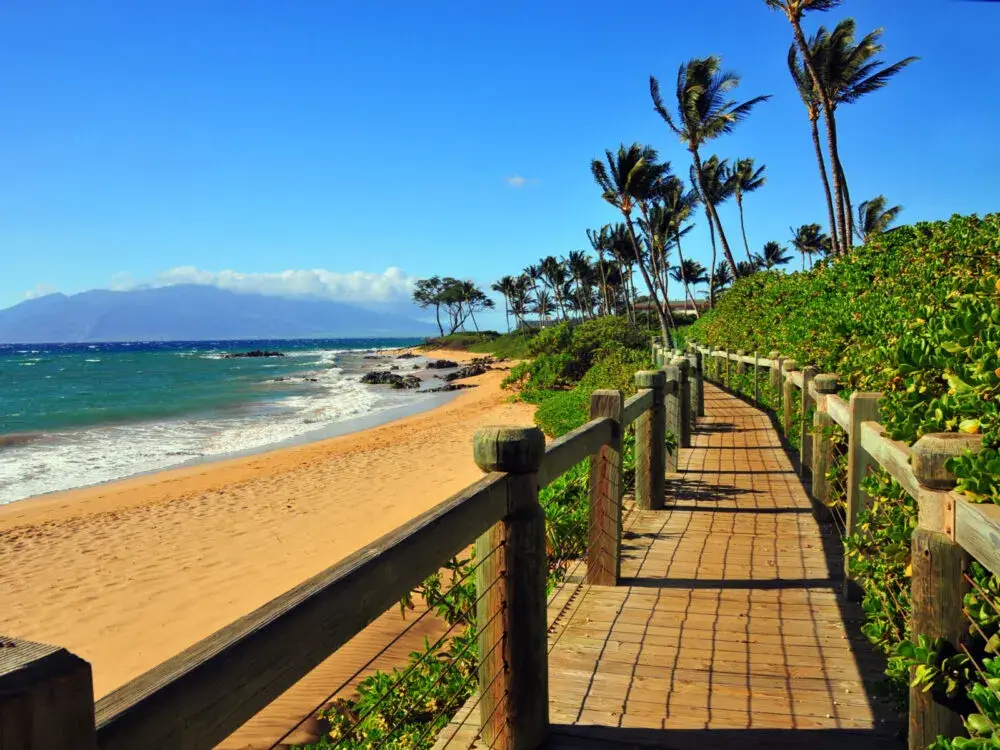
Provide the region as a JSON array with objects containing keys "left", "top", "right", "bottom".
[
  {"left": 781, "top": 360, "right": 799, "bottom": 437},
  {"left": 843, "top": 392, "right": 882, "bottom": 601},
  {"left": 769, "top": 351, "right": 783, "bottom": 411},
  {"left": 635, "top": 372, "right": 666, "bottom": 511},
  {"left": 753, "top": 351, "right": 760, "bottom": 405},
  {"left": 665, "top": 366, "right": 681, "bottom": 474},
  {"left": 588, "top": 390, "right": 624, "bottom": 586},
  {"left": 736, "top": 350, "right": 747, "bottom": 377},
  {"left": 672, "top": 358, "right": 692, "bottom": 448},
  {"left": 0, "top": 637, "right": 98, "bottom": 749},
  {"left": 908, "top": 433, "right": 980, "bottom": 750},
  {"left": 810, "top": 374, "right": 839, "bottom": 520},
  {"left": 473, "top": 426, "right": 549, "bottom": 749},
  {"left": 799, "top": 366, "right": 817, "bottom": 477},
  {"left": 724, "top": 351, "right": 731, "bottom": 389},
  {"left": 686, "top": 351, "right": 704, "bottom": 417}
]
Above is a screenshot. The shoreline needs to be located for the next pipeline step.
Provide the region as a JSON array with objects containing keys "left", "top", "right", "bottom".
[
  {"left": 0, "top": 349, "right": 535, "bottom": 716},
  {"left": 0, "top": 344, "right": 452, "bottom": 509}
]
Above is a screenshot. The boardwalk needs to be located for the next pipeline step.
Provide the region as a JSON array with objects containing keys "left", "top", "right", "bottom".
[{"left": 437, "top": 383, "right": 900, "bottom": 749}]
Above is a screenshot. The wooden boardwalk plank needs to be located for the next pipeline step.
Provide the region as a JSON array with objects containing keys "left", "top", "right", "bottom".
[{"left": 434, "top": 384, "right": 899, "bottom": 749}]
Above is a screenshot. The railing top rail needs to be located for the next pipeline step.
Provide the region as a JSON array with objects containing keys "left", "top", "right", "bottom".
[
  {"left": 622, "top": 389, "right": 655, "bottom": 427},
  {"left": 538, "top": 417, "right": 614, "bottom": 489}
]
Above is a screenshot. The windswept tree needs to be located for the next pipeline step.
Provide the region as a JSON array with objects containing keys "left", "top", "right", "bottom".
[
  {"left": 412, "top": 276, "right": 447, "bottom": 336},
  {"left": 586, "top": 225, "right": 615, "bottom": 316},
  {"left": 671, "top": 259, "right": 708, "bottom": 313},
  {"left": 490, "top": 275, "right": 519, "bottom": 332},
  {"left": 811, "top": 19, "right": 917, "bottom": 250},
  {"left": 539, "top": 255, "right": 569, "bottom": 320},
  {"left": 790, "top": 223, "right": 832, "bottom": 270},
  {"left": 591, "top": 143, "right": 675, "bottom": 344},
  {"left": 855, "top": 196, "right": 902, "bottom": 244},
  {"left": 690, "top": 157, "right": 736, "bottom": 308},
  {"left": 650, "top": 56, "right": 770, "bottom": 280},
  {"left": 788, "top": 41, "right": 840, "bottom": 256},
  {"left": 732, "top": 158, "right": 767, "bottom": 262},
  {"left": 564, "top": 250, "right": 594, "bottom": 320},
  {"left": 755, "top": 240, "right": 793, "bottom": 269},
  {"left": 712, "top": 260, "right": 734, "bottom": 296}
]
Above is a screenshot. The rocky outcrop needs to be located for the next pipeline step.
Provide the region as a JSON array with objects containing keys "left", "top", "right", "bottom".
[
  {"left": 360, "top": 371, "right": 421, "bottom": 389},
  {"left": 224, "top": 350, "right": 284, "bottom": 358},
  {"left": 443, "top": 364, "right": 488, "bottom": 382},
  {"left": 426, "top": 359, "right": 458, "bottom": 369},
  {"left": 397, "top": 352, "right": 418, "bottom": 359}
]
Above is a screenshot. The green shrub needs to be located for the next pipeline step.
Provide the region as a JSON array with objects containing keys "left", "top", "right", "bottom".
[
  {"left": 467, "top": 330, "right": 535, "bottom": 358},
  {"left": 422, "top": 331, "right": 499, "bottom": 350}
]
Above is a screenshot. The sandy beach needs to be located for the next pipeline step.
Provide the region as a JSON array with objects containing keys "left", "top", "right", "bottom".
[{"left": 0, "top": 349, "right": 535, "bottom": 746}]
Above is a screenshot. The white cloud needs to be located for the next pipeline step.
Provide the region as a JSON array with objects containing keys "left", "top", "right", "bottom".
[
  {"left": 115, "top": 266, "right": 418, "bottom": 303},
  {"left": 23, "top": 284, "right": 58, "bottom": 299},
  {"left": 505, "top": 174, "right": 539, "bottom": 188}
]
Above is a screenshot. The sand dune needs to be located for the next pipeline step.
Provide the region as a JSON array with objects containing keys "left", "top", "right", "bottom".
[{"left": 0, "top": 350, "right": 535, "bottom": 747}]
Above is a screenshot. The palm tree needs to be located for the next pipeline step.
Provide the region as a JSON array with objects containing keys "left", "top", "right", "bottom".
[
  {"left": 755, "top": 240, "right": 793, "bottom": 269},
  {"left": 586, "top": 225, "right": 614, "bottom": 316},
  {"left": 767, "top": 0, "right": 850, "bottom": 253},
  {"left": 732, "top": 158, "right": 767, "bottom": 262},
  {"left": 712, "top": 261, "right": 734, "bottom": 296},
  {"left": 658, "top": 175, "right": 701, "bottom": 317},
  {"left": 670, "top": 259, "right": 708, "bottom": 313},
  {"left": 609, "top": 223, "right": 638, "bottom": 321},
  {"left": 591, "top": 143, "right": 674, "bottom": 343},
  {"left": 790, "top": 223, "right": 831, "bottom": 270},
  {"left": 855, "top": 196, "right": 902, "bottom": 244},
  {"left": 539, "top": 256, "right": 568, "bottom": 320},
  {"left": 564, "top": 250, "right": 593, "bottom": 319},
  {"left": 788, "top": 42, "right": 840, "bottom": 256},
  {"left": 812, "top": 19, "right": 917, "bottom": 250},
  {"left": 690, "top": 157, "right": 735, "bottom": 308},
  {"left": 490, "top": 275, "right": 518, "bottom": 332},
  {"left": 532, "top": 288, "right": 552, "bottom": 328},
  {"left": 650, "top": 57, "right": 770, "bottom": 280},
  {"left": 637, "top": 202, "right": 680, "bottom": 332},
  {"left": 735, "top": 259, "right": 760, "bottom": 277},
  {"left": 510, "top": 275, "right": 531, "bottom": 330}
]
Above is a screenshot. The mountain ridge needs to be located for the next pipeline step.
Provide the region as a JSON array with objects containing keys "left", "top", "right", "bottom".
[{"left": 0, "top": 285, "right": 434, "bottom": 343}]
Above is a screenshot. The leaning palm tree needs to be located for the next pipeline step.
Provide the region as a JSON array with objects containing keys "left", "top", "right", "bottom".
[
  {"left": 564, "top": 250, "right": 594, "bottom": 320},
  {"left": 650, "top": 56, "right": 770, "bottom": 280},
  {"left": 532, "top": 287, "right": 553, "bottom": 328},
  {"left": 732, "top": 158, "right": 767, "bottom": 262},
  {"left": 855, "top": 196, "right": 902, "bottom": 245},
  {"left": 586, "top": 225, "right": 614, "bottom": 316},
  {"left": 591, "top": 143, "right": 674, "bottom": 343},
  {"left": 490, "top": 276, "right": 518, "bottom": 332},
  {"left": 755, "top": 240, "right": 793, "bottom": 269},
  {"left": 788, "top": 42, "right": 840, "bottom": 256},
  {"left": 539, "top": 256, "right": 568, "bottom": 320},
  {"left": 812, "top": 19, "right": 918, "bottom": 250},
  {"left": 767, "top": 1, "right": 849, "bottom": 252},
  {"left": 670, "top": 259, "right": 707, "bottom": 314},
  {"left": 690, "top": 157, "right": 736, "bottom": 308},
  {"left": 658, "top": 175, "right": 701, "bottom": 317},
  {"left": 790, "top": 223, "right": 831, "bottom": 270}
]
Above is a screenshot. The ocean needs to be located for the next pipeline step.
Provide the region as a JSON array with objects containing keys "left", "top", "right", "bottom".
[{"left": 0, "top": 338, "right": 449, "bottom": 504}]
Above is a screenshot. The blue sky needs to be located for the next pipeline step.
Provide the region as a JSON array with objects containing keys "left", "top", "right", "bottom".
[{"left": 1, "top": 0, "right": 997, "bottom": 327}]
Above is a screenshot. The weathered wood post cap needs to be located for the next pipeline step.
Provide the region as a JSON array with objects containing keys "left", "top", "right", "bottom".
[
  {"left": 813, "top": 374, "right": 839, "bottom": 393},
  {"left": 635, "top": 370, "right": 666, "bottom": 389},
  {"left": 782, "top": 359, "right": 800, "bottom": 372},
  {"left": 911, "top": 433, "right": 984, "bottom": 489},
  {"left": 671, "top": 357, "right": 689, "bottom": 372},
  {"left": 474, "top": 426, "right": 545, "bottom": 474},
  {"left": 769, "top": 350, "right": 780, "bottom": 360},
  {"left": 737, "top": 350, "right": 747, "bottom": 356}
]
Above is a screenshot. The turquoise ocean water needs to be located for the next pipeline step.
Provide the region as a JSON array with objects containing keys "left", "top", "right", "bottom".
[{"left": 0, "top": 338, "right": 433, "bottom": 504}]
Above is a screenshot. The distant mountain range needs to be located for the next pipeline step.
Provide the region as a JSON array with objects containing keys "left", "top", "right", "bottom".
[{"left": 0, "top": 285, "right": 436, "bottom": 343}]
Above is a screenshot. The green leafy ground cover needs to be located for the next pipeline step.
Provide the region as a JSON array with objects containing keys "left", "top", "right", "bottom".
[
  {"left": 687, "top": 214, "right": 1000, "bottom": 745},
  {"left": 300, "top": 317, "right": 655, "bottom": 748}
]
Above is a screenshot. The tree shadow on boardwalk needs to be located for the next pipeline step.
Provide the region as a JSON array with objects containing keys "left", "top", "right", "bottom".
[{"left": 547, "top": 725, "right": 901, "bottom": 748}]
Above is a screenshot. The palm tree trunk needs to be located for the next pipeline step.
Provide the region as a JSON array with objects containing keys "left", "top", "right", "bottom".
[
  {"left": 433, "top": 303, "right": 444, "bottom": 337},
  {"left": 504, "top": 299, "right": 510, "bottom": 333},
  {"left": 821, "top": 101, "right": 851, "bottom": 255},
  {"left": 707, "top": 211, "right": 717, "bottom": 309},
  {"left": 831, "top": 124, "right": 855, "bottom": 251},
  {"left": 790, "top": 19, "right": 848, "bottom": 256},
  {"left": 737, "top": 194, "right": 753, "bottom": 262},
  {"left": 692, "top": 148, "right": 741, "bottom": 278},
  {"left": 622, "top": 215, "right": 672, "bottom": 346},
  {"left": 674, "top": 230, "right": 700, "bottom": 319},
  {"left": 809, "top": 113, "right": 840, "bottom": 257}
]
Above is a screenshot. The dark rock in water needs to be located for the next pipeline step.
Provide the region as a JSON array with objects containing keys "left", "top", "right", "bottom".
[
  {"left": 397, "top": 352, "right": 418, "bottom": 359},
  {"left": 391, "top": 375, "right": 422, "bottom": 390},
  {"left": 360, "top": 371, "right": 421, "bottom": 389},
  {"left": 426, "top": 359, "right": 458, "bottom": 369},
  {"left": 363, "top": 354, "right": 381, "bottom": 360},
  {"left": 412, "top": 364, "right": 420, "bottom": 369},
  {"left": 224, "top": 350, "right": 285, "bottom": 359},
  {"left": 443, "top": 364, "right": 488, "bottom": 382},
  {"left": 468, "top": 356, "right": 496, "bottom": 367},
  {"left": 388, "top": 365, "right": 400, "bottom": 371}
]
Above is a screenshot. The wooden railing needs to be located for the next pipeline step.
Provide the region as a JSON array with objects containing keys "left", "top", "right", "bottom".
[
  {"left": 693, "top": 343, "right": 995, "bottom": 750},
  {"left": 0, "top": 362, "right": 699, "bottom": 750}
]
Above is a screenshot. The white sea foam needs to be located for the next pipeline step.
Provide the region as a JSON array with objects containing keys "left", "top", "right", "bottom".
[{"left": 0, "top": 358, "right": 434, "bottom": 505}]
